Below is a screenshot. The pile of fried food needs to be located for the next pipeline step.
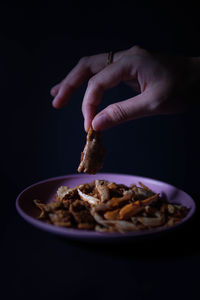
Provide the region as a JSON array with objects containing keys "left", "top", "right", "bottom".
[{"left": 34, "top": 180, "right": 189, "bottom": 233}]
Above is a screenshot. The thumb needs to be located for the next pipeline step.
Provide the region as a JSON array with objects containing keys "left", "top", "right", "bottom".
[{"left": 92, "top": 91, "right": 155, "bottom": 131}]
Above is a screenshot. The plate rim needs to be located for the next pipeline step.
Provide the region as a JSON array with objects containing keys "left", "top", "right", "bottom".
[{"left": 16, "top": 173, "right": 196, "bottom": 240}]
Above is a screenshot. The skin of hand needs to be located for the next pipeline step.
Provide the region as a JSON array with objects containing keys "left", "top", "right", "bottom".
[{"left": 51, "top": 45, "right": 200, "bottom": 131}]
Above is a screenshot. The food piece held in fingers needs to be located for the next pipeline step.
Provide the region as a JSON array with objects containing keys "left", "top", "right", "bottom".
[{"left": 78, "top": 126, "right": 106, "bottom": 174}]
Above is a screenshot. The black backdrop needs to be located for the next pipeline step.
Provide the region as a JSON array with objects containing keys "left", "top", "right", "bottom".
[{"left": 1, "top": 2, "right": 200, "bottom": 300}]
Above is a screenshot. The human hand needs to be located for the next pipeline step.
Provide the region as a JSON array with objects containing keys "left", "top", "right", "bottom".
[{"left": 51, "top": 46, "right": 200, "bottom": 131}]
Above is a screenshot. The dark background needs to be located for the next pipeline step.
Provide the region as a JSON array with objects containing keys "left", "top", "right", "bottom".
[{"left": 1, "top": 2, "right": 200, "bottom": 299}]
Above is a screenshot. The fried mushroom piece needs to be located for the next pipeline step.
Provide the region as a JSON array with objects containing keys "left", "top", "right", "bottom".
[
  {"left": 49, "top": 210, "right": 73, "bottom": 227},
  {"left": 77, "top": 189, "right": 100, "bottom": 206},
  {"left": 106, "top": 190, "right": 134, "bottom": 209},
  {"left": 95, "top": 180, "right": 110, "bottom": 202},
  {"left": 77, "top": 126, "right": 106, "bottom": 174},
  {"left": 34, "top": 199, "right": 74, "bottom": 227},
  {"left": 56, "top": 186, "right": 78, "bottom": 201},
  {"left": 69, "top": 200, "right": 95, "bottom": 229},
  {"left": 34, "top": 199, "right": 63, "bottom": 218}
]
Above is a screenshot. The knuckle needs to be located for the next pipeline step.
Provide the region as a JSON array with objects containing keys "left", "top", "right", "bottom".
[
  {"left": 106, "top": 103, "right": 128, "bottom": 123},
  {"left": 88, "top": 77, "right": 95, "bottom": 86},
  {"left": 132, "top": 45, "right": 142, "bottom": 51},
  {"left": 61, "top": 80, "right": 75, "bottom": 92},
  {"left": 119, "top": 55, "right": 132, "bottom": 69},
  {"left": 88, "top": 77, "right": 96, "bottom": 89},
  {"left": 120, "top": 55, "right": 130, "bottom": 64},
  {"left": 78, "top": 56, "right": 89, "bottom": 66},
  {"left": 131, "top": 45, "right": 149, "bottom": 56},
  {"left": 88, "top": 77, "right": 103, "bottom": 91},
  {"left": 146, "top": 100, "right": 160, "bottom": 112}
]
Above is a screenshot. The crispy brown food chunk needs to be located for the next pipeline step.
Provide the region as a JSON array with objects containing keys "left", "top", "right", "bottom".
[
  {"left": 49, "top": 210, "right": 73, "bottom": 227},
  {"left": 77, "top": 127, "right": 106, "bottom": 174},
  {"left": 106, "top": 190, "right": 134, "bottom": 209},
  {"left": 95, "top": 180, "right": 110, "bottom": 202},
  {"left": 69, "top": 200, "right": 94, "bottom": 224},
  {"left": 119, "top": 202, "right": 144, "bottom": 220},
  {"left": 104, "top": 208, "right": 121, "bottom": 220}
]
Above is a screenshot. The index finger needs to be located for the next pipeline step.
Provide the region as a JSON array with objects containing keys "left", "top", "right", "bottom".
[
  {"left": 52, "top": 53, "right": 108, "bottom": 108},
  {"left": 82, "top": 56, "right": 138, "bottom": 131}
]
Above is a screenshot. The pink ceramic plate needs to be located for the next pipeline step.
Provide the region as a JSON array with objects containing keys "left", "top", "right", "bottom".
[{"left": 16, "top": 173, "right": 196, "bottom": 241}]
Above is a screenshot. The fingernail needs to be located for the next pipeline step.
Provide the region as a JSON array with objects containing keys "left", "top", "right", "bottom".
[
  {"left": 84, "top": 119, "right": 89, "bottom": 132},
  {"left": 52, "top": 97, "right": 58, "bottom": 108},
  {"left": 92, "top": 114, "right": 108, "bottom": 131}
]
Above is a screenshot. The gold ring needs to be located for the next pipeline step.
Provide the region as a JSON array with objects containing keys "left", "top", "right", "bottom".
[{"left": 106, "top": 51, "right": 114, "bottom": 65}]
